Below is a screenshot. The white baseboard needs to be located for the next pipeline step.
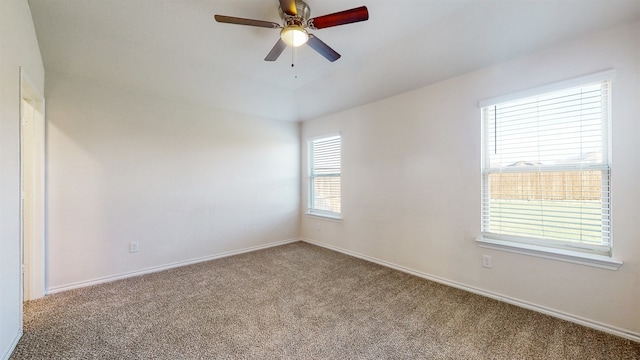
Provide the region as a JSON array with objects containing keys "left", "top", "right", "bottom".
[
  {"left": 2, "top": 328, "right": 22, "bottom": 360},
  {"left": 301, "top": 238, "right": 640, "bottom": 343},
  {"left": 47, "top": 238, "right": 300, "bottom": 295}
]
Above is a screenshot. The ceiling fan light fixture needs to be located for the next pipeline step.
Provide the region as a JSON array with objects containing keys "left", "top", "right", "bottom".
[{"left": 280, "top": 25, "right": 309, "bottom": 47}]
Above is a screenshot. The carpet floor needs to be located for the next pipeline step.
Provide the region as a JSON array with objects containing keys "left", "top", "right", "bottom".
[{"left": 10, "top": 242, "right": 640, "bottom": 359}]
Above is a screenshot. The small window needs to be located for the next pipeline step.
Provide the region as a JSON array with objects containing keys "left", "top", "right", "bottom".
[
  {"left": 481, "top": 74, "right": 612, "bottom": 256},
  {"left": 307, "top": 135, "right": 341, "bottom": 219}
]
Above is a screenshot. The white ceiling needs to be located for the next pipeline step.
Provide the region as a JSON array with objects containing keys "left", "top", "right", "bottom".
[{"left": 28, "top": 0, "right": 640, "bottom": 122}]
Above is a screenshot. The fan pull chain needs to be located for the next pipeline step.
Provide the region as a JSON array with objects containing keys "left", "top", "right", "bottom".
[{"left": 292, "top": 47, "right": 298, "bottom": 79}]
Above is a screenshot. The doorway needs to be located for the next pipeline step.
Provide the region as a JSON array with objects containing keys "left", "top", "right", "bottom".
[{"left": 20, "top": 69, "right": 45, "bottom": 301}]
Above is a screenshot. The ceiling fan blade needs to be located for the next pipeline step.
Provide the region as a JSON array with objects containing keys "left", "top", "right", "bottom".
[
  {"left": 214, "top": 15, "right": 280, "bottom": 29},
  {"left": 265, "top": 39, "right": 287, "bottom": 61},
  {"left": 307, "top": 35, "right": 341, "bottom": 62},
  {"left": 279, "top": 0, "right": 297, "bottom": 16},
  {"left": 308, "top": 6, "right": 369, "bottom": 29}
]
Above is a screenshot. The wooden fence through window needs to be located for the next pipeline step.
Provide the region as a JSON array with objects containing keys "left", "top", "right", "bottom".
[{"left": 489, "top": 171, "right": 602, "bottom": 201}]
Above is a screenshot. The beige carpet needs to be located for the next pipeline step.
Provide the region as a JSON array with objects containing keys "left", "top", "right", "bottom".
[{"left": 10, "top": 242, "right": 640, "bottom": 359}]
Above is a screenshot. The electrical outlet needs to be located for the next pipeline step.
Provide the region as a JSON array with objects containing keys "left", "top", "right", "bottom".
[
  {"left": 129, "top": 241, "right": 139, "bottom": 253},
  {"left": 482, "top": 255, "right": 492, "bottom": 268}
]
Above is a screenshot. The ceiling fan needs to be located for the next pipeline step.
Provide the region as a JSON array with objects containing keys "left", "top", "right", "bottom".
[{"left": 214, "top": 0, "right": 369, "bottom": 62}]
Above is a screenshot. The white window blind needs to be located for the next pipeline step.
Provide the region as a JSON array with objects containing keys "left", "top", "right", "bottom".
[
  {"left": 481, "top": 79, "right": 611, "bottom": 255},
  {"left": 308, "top": 135, "right": 341, "bottom": 218}
]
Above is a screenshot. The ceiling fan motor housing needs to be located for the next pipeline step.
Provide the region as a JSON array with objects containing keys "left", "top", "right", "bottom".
[{"left": 278, "top": 0, "right": 310, "bottom": 26}]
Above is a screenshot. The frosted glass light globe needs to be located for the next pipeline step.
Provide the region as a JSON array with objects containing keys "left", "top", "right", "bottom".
[{"left": 280, "top": 26, "right": 309, "bottom": 47}]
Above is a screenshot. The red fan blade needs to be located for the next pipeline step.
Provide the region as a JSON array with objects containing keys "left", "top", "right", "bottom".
[
  {"left": 308, "top": 6, "right": 368, "bottom": 29},
  {"left": 279, "top": 0, "right": 297, "bottom": 16},
  {"left": 307, "top": 35, "right": 340, "bottom": 62},
  {"left": 214, "top": 15, "right": 280, "bottom": 29},
  {"left": 265, "top": 39, "right": 287, "bottom": 61}
]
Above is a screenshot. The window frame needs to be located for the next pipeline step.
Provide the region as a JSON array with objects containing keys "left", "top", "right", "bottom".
[
  {"left": 477, "top": 70, "right": 622, "bottom": 270},
  {"left": 306, "top": 134, "right": 342, "bottom": 220}
]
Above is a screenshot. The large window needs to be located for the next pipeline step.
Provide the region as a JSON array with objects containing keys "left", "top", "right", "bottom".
[
  {"left": 480, "top": 72, "right": 612, "bottom": 256},
  {"left": 307, "top": 135, "right": 341, "bottom": 218}
]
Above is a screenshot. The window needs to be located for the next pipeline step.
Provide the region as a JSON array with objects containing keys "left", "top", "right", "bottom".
[
  {"left": 480, "top": 72, "right": 613, "bottom": 258},
  {"left": 307, "top": 135, "right": 341, "bottom": 218}
]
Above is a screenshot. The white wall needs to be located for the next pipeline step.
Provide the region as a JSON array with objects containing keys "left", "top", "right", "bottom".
[
  {"left": 45, "top": 73, "right": 300, "bottom": 291},
  {"left": 301, "top": 21, "right": 640, "bottom": 337},
  {"left": 0, "top": 1, "right": 45, "bottom": 358}
]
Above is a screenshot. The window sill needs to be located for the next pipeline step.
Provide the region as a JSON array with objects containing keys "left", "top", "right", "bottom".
[
  {"left": 306, "top": 211, "right": 342, "bottom": 221},
  {"left": 476, "top": 237, "right": 622, "bottom": 270}
]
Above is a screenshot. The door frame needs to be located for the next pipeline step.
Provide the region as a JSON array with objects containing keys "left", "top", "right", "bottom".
[{"left": 19, "top": 67, "right": 46, "bottom": 301}]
